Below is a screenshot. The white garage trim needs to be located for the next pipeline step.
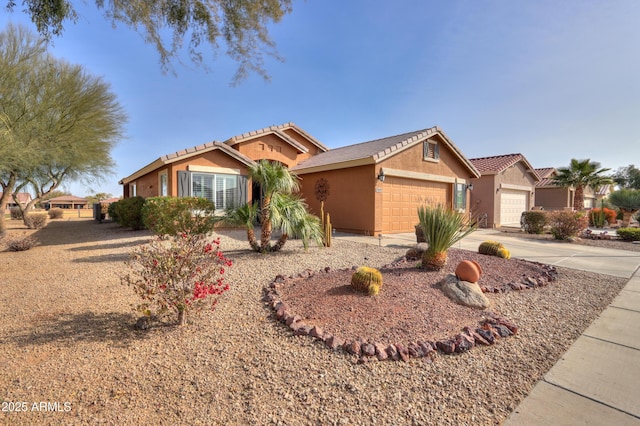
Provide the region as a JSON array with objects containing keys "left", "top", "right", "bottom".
[
  {"left": 382, "top": 168, "right": 464, "bottom": 184},
  {"left": 500, "top": 183, "right": 533, "bottom": 192}
]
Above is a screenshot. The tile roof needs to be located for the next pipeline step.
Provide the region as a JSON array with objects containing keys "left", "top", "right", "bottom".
[
  {"left": 292, "top": 127, "right": 480, "bottom": 177},
  {"left": 48, "top": 195, "right": 88, "bottom": 202},
  {"left": 535, "top": 167, "right": 557, "bottom": 187},
  {"left": 0, "top": 192, "right": 32, "bottom": 203},
  {"left": 469, "top": 153, "right": 540, "bottom": 180}
]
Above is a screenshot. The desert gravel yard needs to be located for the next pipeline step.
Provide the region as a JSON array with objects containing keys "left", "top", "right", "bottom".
[{"left": 0, "top": 218, "right": 630, "bottom": 425}]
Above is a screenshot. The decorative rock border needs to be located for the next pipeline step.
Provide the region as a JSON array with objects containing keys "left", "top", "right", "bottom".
[
  {"left": 479, "top": 262, "right": 558, "bottom": 293},
  {"left": 262, "top": 262, "right": 525, "bottom": 363}
]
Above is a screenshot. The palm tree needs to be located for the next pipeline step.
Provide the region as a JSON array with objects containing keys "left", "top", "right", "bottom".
[
  {"left": 608, "top": 189, "right": 640, "bottom": 227},
  {"left": 225, "top": 160, "right": 323, "bottom": 252},
  {"left": 418, "top": 204, "right": 476, "bottom": 271},
  {"left": 552, "top": 159, "right": 612, "bottom": 211}
]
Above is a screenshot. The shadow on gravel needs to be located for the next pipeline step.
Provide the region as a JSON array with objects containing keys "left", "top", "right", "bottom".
[
  {"left": 72, "top": 253, "right": 132, "bottom": 263},
  {"left": 32, "top": 219, "right": 151, "bottom": 247},
  {"left": 4, "top": 312, "right": 151, "bottom": 347},
  {"left": 68, "top": 240, "right": 148, "bottom": 252}
]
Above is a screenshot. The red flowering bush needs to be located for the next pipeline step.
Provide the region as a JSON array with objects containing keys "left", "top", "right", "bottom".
[
  {"left": 122, "top": 233, "right": 232, "bottom": 326},
  {"left": 548, "top": 210, "right": 589, "bottom": 240}
]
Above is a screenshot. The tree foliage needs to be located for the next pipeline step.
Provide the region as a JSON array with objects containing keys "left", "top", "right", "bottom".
[
  {"left": 612, "top": 165, "right": 640, "bottom": 190},
  {"left": 0, "top": 24, "right": 126, "bottom": 232},
  {"left": 551, "top": 159, "right": 612, "bottom": 211},
  {"left": 5, "top": 0, "right": 293, "bottom": 83},
  {"left": 224, "top": 160, "right": 323, "bottom": 253}
]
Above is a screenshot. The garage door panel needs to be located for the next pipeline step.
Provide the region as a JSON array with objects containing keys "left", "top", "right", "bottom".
[
  {"left": 382, "top": 177, "right": 449, "bottom": 233},
  {"left": 500, "top": 189, "right": 528, "bottom": 226}
]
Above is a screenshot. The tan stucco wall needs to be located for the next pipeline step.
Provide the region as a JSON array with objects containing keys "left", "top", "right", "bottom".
[
  {"left": 535, "top": 187, "right": 572, "bottom": 210},
  {"left": 382, "top": 134, "right": 474, "bottom": 179},
  {"left": 470, "top": 162, "right": 537, "bottom": 227},
  {"left": 232, "top": 132, "right": 320, "bottom": 168},
  {"left": 298, "top": 165, "right": 377, "bottom": 234}
]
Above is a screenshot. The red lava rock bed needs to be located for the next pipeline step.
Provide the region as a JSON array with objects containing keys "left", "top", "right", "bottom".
[{"left": 263, "top": 248, "right": 558, "bottom": 362}]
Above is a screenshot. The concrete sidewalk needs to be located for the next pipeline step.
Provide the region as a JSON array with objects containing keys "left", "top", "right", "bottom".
[{"left": 333, "top": 229, "right": 640, "bottom": 424}]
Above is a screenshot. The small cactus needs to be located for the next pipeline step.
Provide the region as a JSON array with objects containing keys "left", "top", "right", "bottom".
[
  {"left": 478, "top": 240, "right": 510, "bottom": 259},
  {"left": 351, "top": 266, "right": 383, "bottom": 296},
  {"left": 496, "top": 247, "right": 511, "bottom": 259}
]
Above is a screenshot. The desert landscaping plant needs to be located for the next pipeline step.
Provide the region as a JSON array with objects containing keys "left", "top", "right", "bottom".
[
  {"left": 552, "top": 159, "right": 613, "bottom": 211},
  {"left": 478, "top": 241, "right": 511, "bottom": 259},
  {"left": 608, "top": 189, "right": 640, "bottom": 227},
  {"left": 521, "top": 211, "right": 547, "bottom": 234},
  {"left": 24, "top": 212, "right": 48, "bottom": 229},
  {"left": 5, "top": 233, "right": 39, "bottom": 251},
  {"left": 548, "top": 210, "right": 589, "bottom": 240},
  {"left": 142, "top": 196, "right": 218, "bottom": 236},
  {"left": 122, "top": 233, "right": 233, "bottom": 326},
  {"left": 616, "top": 228, "right": 640, "bottom": 242},
  {"left": 350, "top": 266, "right": 383, "bottom": 296},
  {"left": 417, "top": 204, "right": 476, "bottom": 270},
  {"left": 588, "top": 207, "right": 617, "bottom": 228},
  {"left": 224, "top": 160, "right": 323, "bottom": 252},
  {"left": 48, "top": 208, "right": 64, "bottom": 219},
  {"left": 111, "top": 196, "right": 146, "bottom": 230}
]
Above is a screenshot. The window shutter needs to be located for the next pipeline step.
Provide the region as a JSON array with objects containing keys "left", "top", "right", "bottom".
[
  {"left": 237, "top": 175, "right": 247, "bottom": 206},
  {"left": 434, "top": 143, "right": 440, "bottom": 159},
  {"left": 177, "top": 171, "right": 189, "bottom": 197}
]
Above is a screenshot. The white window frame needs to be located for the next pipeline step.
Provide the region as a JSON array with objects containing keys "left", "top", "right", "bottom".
[
  {"left": 129, "top": 182, "right": 137, "bottom": 197},
  {"left": 159, "top": 172, "right": 168, "bottom": 196}
]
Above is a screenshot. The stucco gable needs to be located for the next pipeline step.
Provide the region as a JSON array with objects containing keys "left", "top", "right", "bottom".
[
  {"left": 224, "top": 122, "right": 329, "bottom": 154},
  {"left": 292, "top": 126, "right": 480, "bottom": 177},
  {"left": 119, "top": 141, "right": 255, "bottom": 185}
]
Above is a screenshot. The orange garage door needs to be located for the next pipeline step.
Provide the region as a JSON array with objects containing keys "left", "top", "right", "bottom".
[{"left": 382, "top": 177, "right": 450, "bottom": 233}]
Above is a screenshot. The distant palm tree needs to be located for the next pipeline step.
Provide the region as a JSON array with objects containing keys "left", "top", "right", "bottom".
[
  {"left": 552, "top": 159, "right": 612, "bottom": 210},
  {"left": 225, "top": 160, "right": 323, "bottom": 253},
  {"left": 608, "top": 189, "right": 640, "bottom": 227}
]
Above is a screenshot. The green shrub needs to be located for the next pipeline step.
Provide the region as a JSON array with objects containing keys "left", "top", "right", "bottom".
[
  {"left": 10, "top": 207, "right": 22, "bottom": 220},
  {"left": 521, "top": 211, "right": 547, "bottom": 234},
  {"left": 6, "top": 233, "right": 39, "bottom": 251},
  {"left": 142, "top": 197, "right": 218, "bottom": 236},
  {"left": 616, "top": 228, "right": 640, "bottom": 241},
  {"left": 478, "top": 240, "right": 511, "bottom": 259},
  {"left": 548, "top": 210, "right": 589, "bottom": 240},
  {"left": 112, "top": 196, "right": 146, "bottom": 230},
  {"left": 48, "top": 208, "right": 64, "bottom": 219},
  {"left": 24, "top": 212, "right": 48, "bottom": 229},
  {"left": 107, "top": 202, "right": 119, "bottom": 222},
  {"left": 350, "top": 266, "right": 383, "bottom": 296}
]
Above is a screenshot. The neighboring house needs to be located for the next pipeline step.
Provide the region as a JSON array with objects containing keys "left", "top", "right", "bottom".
[
  {"left": 45, "top": 195, "right": 89, "bottom": 210},
  {"left": 535, "top": 168, "right": 608, "bottom": 210},
  {"left": 292, "top": 127, "right": 480, "bottom": 234},
  {"left": 1, "top": 192, "right": 33, "bottom": 212},
  {"left": 119, "top": 123, "right": 480, "bottom": 235},
  {"left": 469, "top": 154, "right": 540, "bottom": 228}
]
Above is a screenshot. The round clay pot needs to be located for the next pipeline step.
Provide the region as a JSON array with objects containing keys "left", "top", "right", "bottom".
[{"left": 455, "top": 260, "right": 483, "bottom": 283}]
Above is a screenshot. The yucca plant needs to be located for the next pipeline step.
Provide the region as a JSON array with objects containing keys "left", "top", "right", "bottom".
[
  {"left": 417, "top": 204, "right": 476, "bottom": 271},
  {"left": 608, "top": 189, "right": 640, "bottom": 227}
]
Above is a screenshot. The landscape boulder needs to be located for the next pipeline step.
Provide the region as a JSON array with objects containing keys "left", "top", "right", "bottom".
[{"left": 439, "top": 274, "right": 490, "bottom": 309}]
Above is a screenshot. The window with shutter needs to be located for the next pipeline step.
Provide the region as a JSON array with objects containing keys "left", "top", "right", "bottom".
[{"left": 423, "top": 140, "right": 440, "bottom": 162}]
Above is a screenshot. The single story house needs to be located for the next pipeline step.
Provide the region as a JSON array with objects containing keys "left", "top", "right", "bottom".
[
  {"left": 534, "top": 168, "right": 610, "bottom": 210},
  {"left": 468, "top": 154, "right": 540, "bottom": 228},
  {"left": 45, "top": 195, "right": 89, "bottom": 210},
  {"left": 1, "top": 192, "right": 33, "bottom": 212},
  {"left": 292, "top": 127, "right": 480, "bottom": 234},
  {"left": 119, "top": 123, "right": 480, "bottom": 235}
]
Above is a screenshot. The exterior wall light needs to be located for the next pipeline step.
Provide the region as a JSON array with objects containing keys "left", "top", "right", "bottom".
[
  {"left": 466, "top": 183, "right": 474, "bottom": 190},
  {"left": 377, "top": 170, "right": 385, "bottom": 182}
]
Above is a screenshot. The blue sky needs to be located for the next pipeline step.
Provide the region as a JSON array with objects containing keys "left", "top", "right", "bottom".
[{"left": 2, "top": 0, "right": 639, "bottom": 197}]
